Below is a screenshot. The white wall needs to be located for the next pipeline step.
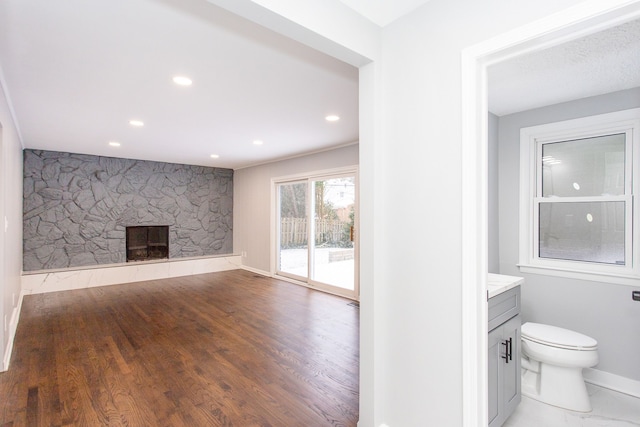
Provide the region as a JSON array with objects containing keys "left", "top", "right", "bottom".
[
  {"left": 216, "top": 0, "right": 610, "bottom": 425},
  {"left": 0, "top": 78, "right": 24, "bottom": 371},
  {"left": 378, "top": 1, "right": 592, "bottom": 425},
  {"left": 234, "top": 144, "right": 358, "bottom": 273},
  {"left": 497, "top": 87, "right": 640, "bottom": 381},
  {"left": 488, "top": 113, "right": 499, "bottom": 273}
]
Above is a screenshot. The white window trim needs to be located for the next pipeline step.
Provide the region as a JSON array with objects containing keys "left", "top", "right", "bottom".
[{"left": 519, "top": 108, "right": 640, "bottom": 286}]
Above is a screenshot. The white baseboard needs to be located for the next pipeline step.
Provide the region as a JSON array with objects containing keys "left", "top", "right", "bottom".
[
  {"left": 240, "top": 265, "right": 273, "bottom": 277},
  {"left": 2, "top": 290, "right": 25, "bottom": 372},
  {"left": 22, "top": 255, "right": 242, "bottom": 295},
  {"left": 584, "top": 368, "right": 640, "bottom": 398}
]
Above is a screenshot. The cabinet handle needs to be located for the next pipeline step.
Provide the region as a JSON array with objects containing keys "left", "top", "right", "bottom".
[{"left": 501, "top": 338, "right": 512, "bottom": 363}]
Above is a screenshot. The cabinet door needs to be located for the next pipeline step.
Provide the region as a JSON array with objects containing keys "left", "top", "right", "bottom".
[
  {"left": 488, "top": 314, "right": 522, "bottom": 427},
  {"left": 488, "top": 327, "right": 502, "bottom": 427},
  {"left": 502, "top": 314, "right": 521, "bottom": 419}
]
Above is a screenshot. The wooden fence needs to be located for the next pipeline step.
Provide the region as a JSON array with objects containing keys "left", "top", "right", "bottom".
[{"left": 280, "top": 217, "right": 348, "bottom": 247}]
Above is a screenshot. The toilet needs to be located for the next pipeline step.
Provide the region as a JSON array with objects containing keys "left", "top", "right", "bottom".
[{"left": 521, "top": 322, "right": 598, "bottom": 412}]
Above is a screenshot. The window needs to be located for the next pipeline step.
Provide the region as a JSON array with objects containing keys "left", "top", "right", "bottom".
[{"left": 519, "top": 108, "right": 640, "bottom": 285}]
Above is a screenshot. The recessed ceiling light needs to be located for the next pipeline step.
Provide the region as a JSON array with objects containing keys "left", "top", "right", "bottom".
[
  {"left": 173, "top": 76, "right": 193, "bottom": 86},
  {"left": 253, "top": 140, "right": 264, "bottom": 146},
  {"left": 325, "top": 115, "right": 340, "bottom": 122},
  {"left": 129, "top": 119, "right": 144, "bottom": 127},
  {"left": 210, "top": 154, "right": 220, "bottom": 159},
  {"left": 108, "top": 141, "right": 121, "bottom": 147}
]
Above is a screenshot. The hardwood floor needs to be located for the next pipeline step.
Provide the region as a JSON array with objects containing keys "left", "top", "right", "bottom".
[{"left": 0, "top": 270, "right": 359, "bottom": 426}]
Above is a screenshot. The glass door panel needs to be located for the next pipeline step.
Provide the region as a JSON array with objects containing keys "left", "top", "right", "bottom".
[
  {"left": 275, "top": 172, "right": 358, "bottom": 299},
  {"left": 311, "top": 177, "right": 355, "bottom": 291},
  {"left": 277, "top": 181, "right": 308, "bottom": 279}
]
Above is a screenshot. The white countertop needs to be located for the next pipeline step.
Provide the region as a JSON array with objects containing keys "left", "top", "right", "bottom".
[{"left": 487, "top": 273, "right": 524, "bottom": 299}]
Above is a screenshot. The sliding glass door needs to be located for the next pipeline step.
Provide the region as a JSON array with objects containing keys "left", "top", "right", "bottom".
[
  {"left": 276, "top": 171, "right": 357, "bottom": 299},
  {"left": 310, "top": 177, "right": 355, "bottom": 290},
  {"left": 277, "top": 181, "right": 309, "bottom": 278}
]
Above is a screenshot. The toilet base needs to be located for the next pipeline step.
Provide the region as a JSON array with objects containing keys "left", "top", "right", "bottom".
[{"left": 522, "top": 363, "right": 592, "bottom": 412}]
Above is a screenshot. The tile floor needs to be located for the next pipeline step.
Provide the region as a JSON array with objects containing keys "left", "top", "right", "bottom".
[{"left": 504, "top": 384, "right": 640, "bottom": 426}]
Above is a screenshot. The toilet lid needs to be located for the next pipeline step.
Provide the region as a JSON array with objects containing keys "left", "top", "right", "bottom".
[{"left": 522, "top": 322, "right": 597, "bottom": 350}]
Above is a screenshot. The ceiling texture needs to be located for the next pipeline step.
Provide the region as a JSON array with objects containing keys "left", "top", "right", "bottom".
[
  {"left": 488, "top": 18, "right": 640, "bottom": 116},
  {"left": 0, "top": 0, "right": 638, "bottom": 169}
]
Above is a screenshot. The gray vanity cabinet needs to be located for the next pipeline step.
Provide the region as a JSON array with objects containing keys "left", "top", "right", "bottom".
[{"left": 488, "top": 286, "right": 521, "bottom": 427}]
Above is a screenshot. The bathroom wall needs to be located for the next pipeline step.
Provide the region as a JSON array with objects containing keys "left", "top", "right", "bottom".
[
  {"left": 497, "top": 87, "right": 640, "bottom": 381},
  {"left": 23, "top": 150, "right": 233, "bottom": 271},
  {"left": 488, "top": 112, "right": 499, "bottom": 273}
]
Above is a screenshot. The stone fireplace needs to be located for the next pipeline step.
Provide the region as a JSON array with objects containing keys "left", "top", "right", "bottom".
[
  {"left": 23, "top": 150, "right": 233, "bottom": 271},
  {"left": 126, "top": 226, "right": 169, "bottom": 262}
]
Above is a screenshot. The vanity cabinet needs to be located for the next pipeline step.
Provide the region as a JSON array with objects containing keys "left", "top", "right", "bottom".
[{"left": 488, "top": 286, "right": 521, "bottom": 427}]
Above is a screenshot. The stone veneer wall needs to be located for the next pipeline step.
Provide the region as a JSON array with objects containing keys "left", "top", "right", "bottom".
[{"left": 23, "top": 150, "right": 233, "bottom": 271}]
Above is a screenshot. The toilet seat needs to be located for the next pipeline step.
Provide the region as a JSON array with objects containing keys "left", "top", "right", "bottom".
[{"left": 522, "top": 322, "right": 597, "bottom": 351}]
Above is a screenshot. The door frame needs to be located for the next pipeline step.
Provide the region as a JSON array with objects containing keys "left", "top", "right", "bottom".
[
  {"left": 271, "top": 165, "right": 359, "bottom": 300},
  {"left": 0, "top": 122, "right": 4, "bottom": 370},
  {"left": 460, "top": 1, "right": 640, "bottom": 424}
]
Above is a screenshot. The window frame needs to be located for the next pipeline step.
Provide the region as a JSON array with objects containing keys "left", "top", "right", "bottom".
[{"left": 519, "top": 108, "right": 640, "bottom": 286}]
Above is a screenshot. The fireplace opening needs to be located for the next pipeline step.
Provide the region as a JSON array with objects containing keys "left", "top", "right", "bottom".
[{"left": 126, "top": 226, "right": 169, "bottom": 262}]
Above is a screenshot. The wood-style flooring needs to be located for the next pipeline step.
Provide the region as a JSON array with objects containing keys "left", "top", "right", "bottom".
[{"left": 0, "top": 269, "right": 359, "bottom": 426}]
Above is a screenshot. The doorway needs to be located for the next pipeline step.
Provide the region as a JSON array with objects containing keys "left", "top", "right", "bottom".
[
  {"left": 275, "top": 169, "right": 358, "bottom": 300},
  {"left": 461, "top": 2, "right": 640, "bottom": 425}
]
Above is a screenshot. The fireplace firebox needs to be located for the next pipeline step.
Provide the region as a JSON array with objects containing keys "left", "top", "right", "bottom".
[{"left": 126, "top": 226, "right": 169, "bottom": 262}]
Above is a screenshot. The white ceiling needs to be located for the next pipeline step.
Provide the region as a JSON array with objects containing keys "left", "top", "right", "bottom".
[
  {"left": 488, "top": 18, "right": 640, "bottom": 116},
  {"left": 1, "top": 1, "right": 638, "bottom": 170},
  {"left": 0, "top": 0, "right": 359, "bottom": 169}
]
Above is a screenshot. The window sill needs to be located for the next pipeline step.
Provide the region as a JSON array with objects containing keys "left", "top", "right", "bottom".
[{"left": 517, "top": 264, "right": 640, "bottom": 287}]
